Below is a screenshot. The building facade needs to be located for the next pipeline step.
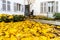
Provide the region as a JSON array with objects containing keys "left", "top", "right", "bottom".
[
  {"left": 0, "top": 0, "right": 60, "bottom": 18},
  {"left": 33, "top": 0, "right": 60, "bottom": 18},
  {"left": 0, "top": 0, "right": 25, "bottom": 15}
]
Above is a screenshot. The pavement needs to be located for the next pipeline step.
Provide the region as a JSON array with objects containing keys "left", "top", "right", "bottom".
[{"left": 31, "top": 19, "right": 60, "bottom": 26}]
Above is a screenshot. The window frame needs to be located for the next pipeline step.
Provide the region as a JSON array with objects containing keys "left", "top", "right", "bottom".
[
  {"left": 2, "top": 0, "right": 11, "bottom": 11},
  {"left": 14, "top": 3, "right": 21, "bottom": 12},
  {"left": 40, "top": 2, "right": 47, "bottom": 13},
  {"left": 2, "top": 0, "right": 6, "bottom": 11},
  {"left": 7, "top": 1, "right": 11, "bottom": 11}
]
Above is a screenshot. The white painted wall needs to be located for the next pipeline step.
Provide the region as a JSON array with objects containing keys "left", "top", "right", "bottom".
[
  {"left": 32, "top": 0, "right": 60, "bottom": 18},
  {"left": 0, "top": 0, "right": 25, "bottom": 15},
  {"left": 32, "top": 0, "right": 40, "bottom": 15},
  {"left": 57, "top": 0, "right": 60, "bottom": 13},
  {"left": 0, "top": 0, "right": 60, "bottom": 17}
]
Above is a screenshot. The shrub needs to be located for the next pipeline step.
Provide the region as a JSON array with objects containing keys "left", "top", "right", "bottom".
[
  {"left": 13, "top": 15, "right": 25, "bottom": 22},
  {"left": 54, "top": 13, "right": 60, "bottom": 19},
  {"left": 1, "top": 16, "right": 7, "bottom": 22},
  {"left": 42, "top": 17, "right": 54, "bottom": 20},
  {"left": 29, "top": 15, "right": 46, "bottom": 19},
  {"left": 13, "top": 15, "right": 19, "bottom": 22},
  {"left": 0, "top": 14, "right": 25, "bottom": 22},
  {"left": 29, "top": 15, "right": 54, "bottom": 20},
  {"left": 18, "top": 15, "right": 25, "bottom": 21}
]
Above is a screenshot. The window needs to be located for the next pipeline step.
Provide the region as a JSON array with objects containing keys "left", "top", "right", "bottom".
[
  {"left": 17, "top": 3, "right": 21, "bottom": 11},
  {"left": 2, "top": 0, "right": 6, "bottom": 11},
  {"left": 7, "top": 1, "right": 10, "bottom": 4},
  {"left": 14, "top": 3, "right": 21, "bottom": 11},
  {"left": 56, "top": 1, "right": 58, "bottom": 12},
  {"left": 40, "top": 2, "right": 43, "bottom": 13},
  {"left": 41, "top": 3, "right": 43, "bottom": 7},
  {"left": 44, "top": 3, "right": 46, "bottom": 7},
  {"left": 2, "top": 0, "right": 6, "bottom": 3},
  {"left": 17, "top": 3, "right": 19, "bottom": 11},
  {"left": 19, "top": 4, "right": 21, "bottom": 11},
  {"left": 44, "top": 3, "right": 46, "bottom": 13},
  {"left": 51, "top": 6, "right": 53, "bottom": 12},
  {"left": 48, "top": 7, "right": 50, "bottom": 12},
  {"left": 14, "top": 3, "right": 17, "bottom": 11},
  {"left": 40, "top": 2, "right": 46, "bottom": 13},
  {"left": 40, "top": 7, "right": 43, "bottom": 13},
  {"left": 44, "top": 7, "right": 46, "bottom": 13},
  {"left": 56, "top": 1, "right": 58, "bottom": 5},
  {"left": 56, "top": 6, "right": 58, "bottom": 12},
  {"left": 2, "top": 0, "right": 11, "bottom": 11},
  {"left": 21, "top": 5, "right": 24, "bottom": 12},
  {"left": 7, "top": 1, "right": 10, "bottom": 11},
  {"left": 48, "top": 2, "right": 54, "bottom": 13}
]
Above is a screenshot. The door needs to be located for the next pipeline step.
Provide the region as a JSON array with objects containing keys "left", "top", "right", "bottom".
[
  {"left": 47, "top": 2, "right": 54, "bottom": 18},
  {"left": 48, "top": 2, "right": 53, "bottom": 13},
  {"left": 25, "top": 5, "right": 30, "bottom": 16}
]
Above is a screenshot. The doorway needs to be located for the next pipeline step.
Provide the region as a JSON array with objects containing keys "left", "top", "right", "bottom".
[
  {"left": 25, "top": 5, "right": 30, "bottom": 16},
  {"left": 48, "top": 2, "right": 54, "bottom": 13}
]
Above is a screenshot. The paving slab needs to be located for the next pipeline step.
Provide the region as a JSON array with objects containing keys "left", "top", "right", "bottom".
[{"left": 31, "top": 19, "right": 60, "bottom": 25}]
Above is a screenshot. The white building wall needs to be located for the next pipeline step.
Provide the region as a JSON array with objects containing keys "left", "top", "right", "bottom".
[
  {"left": 0, "top": 0, "right": 2, "bottom": 11},
  {"left": 0, "top": 0, "right": 25, "bottom": 15},
  {"left": 32, "top": 0, "right": 60, "bottom": 18},
  {"left": 32, "top": 0, "right": 40, "bottom": 15},
  {"left": 33, "top": 0, "right": 56, "bottom": 13},
  {"left": 58, "top": 0, "right": 60, "bottom": 13},
  {"left": 0, "top": 0, "right": 60, "bottom": 17}
]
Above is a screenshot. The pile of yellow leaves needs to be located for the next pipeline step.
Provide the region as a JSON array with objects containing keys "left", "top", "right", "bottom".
[{"left": 0, "top": 20, "right": 60, "bottom": 40}]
